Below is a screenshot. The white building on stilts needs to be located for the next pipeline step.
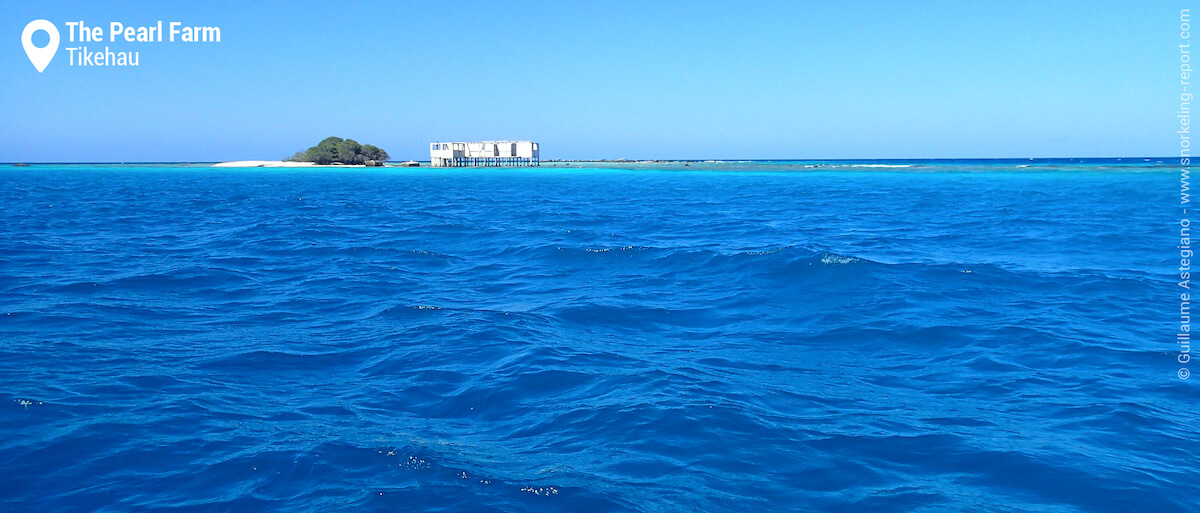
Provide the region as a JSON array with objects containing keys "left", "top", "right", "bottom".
[{"left": 429, "top": 141, "right": 540, "bottom": 167}]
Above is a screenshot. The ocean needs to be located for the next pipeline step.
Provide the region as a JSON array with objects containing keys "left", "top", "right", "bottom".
[{"left": 0, "top": 159, "right": 1194, "bottom": 512}]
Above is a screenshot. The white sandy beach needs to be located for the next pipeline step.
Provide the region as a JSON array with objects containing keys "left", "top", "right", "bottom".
[{"left": 212, "top": 161, "right": 370, "bottom": 168}]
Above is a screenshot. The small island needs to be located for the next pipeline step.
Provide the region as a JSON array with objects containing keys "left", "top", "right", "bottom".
[{"left": 214, "top": 137, "right": 392, "bottom": 168}]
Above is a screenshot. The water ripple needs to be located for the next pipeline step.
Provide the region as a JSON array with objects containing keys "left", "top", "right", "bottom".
[{"left": 0, "top": 164, "right": 1193, "bottom": 512}]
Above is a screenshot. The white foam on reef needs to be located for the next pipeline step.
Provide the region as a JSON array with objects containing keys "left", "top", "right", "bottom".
[{"left": 847, "top": 164, "right": 913, "bottom": 168}]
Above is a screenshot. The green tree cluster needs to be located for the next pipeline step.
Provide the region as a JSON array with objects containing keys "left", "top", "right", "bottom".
[{"left": 286, "top": 137, "right": 390, "bottom": 165}]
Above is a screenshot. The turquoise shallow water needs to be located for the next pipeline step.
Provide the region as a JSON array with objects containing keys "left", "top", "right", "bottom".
[{"left": 0, "top": 160, "right": 1195, "bottom": 512}]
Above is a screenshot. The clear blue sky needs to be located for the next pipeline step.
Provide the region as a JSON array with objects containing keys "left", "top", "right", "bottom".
[{"left": 0, "top": 1, "right": 1181, "bottom": 161}]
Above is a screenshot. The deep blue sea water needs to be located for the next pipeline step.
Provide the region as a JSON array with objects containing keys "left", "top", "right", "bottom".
[{"left": 0, "top": 159, "right": 1195, "bottom": 512}]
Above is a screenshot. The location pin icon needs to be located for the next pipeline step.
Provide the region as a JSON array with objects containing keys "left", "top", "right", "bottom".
[{"left": 22, "top": 20, "right": 60, "bottom": 73}]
